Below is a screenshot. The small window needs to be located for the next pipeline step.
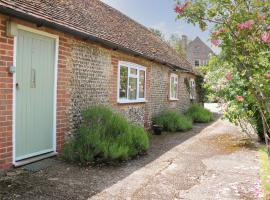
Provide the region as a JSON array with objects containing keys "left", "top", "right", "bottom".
[
  {"left": 190, "top": 79, "right": 196, "bottom": 100},
  {"left": 195, "top": 60, "right": 200, "bottom": 66},
  {"left": 170, "top": 74, "right": 178, "bottom": 100},
  {"left": 118, "top": 62, "right": 146, "bottom": 103}
]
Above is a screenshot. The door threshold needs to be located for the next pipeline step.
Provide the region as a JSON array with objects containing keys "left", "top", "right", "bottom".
[{"left": 14, "top": 152, "right": 58, "bottom": 167}]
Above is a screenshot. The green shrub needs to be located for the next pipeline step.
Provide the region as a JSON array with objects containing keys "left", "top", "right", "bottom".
[
  {"left": 186, "top": 104, "right": 213, "bottom": 123},
  {"left": 62, "top": 105, "right": 149, "bottom": 164},
  {"left": 153, "top": 110, "right": 193, "bottom": 132}
]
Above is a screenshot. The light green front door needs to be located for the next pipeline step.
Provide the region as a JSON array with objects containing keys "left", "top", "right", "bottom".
[{"left": 15, "top": 29, "right": 55, "bottom": 161}]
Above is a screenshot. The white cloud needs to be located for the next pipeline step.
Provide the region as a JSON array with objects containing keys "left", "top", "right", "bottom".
[{"left": 150, "top": 22, "right": 185, "bottom": 40}]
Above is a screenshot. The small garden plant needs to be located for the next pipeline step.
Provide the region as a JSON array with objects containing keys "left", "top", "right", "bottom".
[
  {"left": 63, "top": 105, "right": 149, "bottom": 164},
  {"left": 153, "top": 110, "right": 193, "bottom": 132},
  {"left": 186, "top": 104, "right": 213, "bottom": 123}
]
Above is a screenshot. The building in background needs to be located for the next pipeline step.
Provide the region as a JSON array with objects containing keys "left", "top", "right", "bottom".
[{"left": 181, "top": 36, "right": 214, "bottom": 67}]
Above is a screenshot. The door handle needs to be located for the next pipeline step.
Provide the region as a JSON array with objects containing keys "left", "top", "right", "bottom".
[
  {"left": 16, "top": 83, "right": 19, "bottom": 89},
  {"left": 31, "top": 69, "right": 36, "bottom": 88}
]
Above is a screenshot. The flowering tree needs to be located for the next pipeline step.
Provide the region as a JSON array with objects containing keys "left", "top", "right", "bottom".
[{"left": 175, "top": 1, "right": 270, "bottom": 145}]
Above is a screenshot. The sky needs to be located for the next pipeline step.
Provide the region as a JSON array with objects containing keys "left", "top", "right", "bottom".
[{"left": 101, "top": 0, "right": 217, "bottom": 52}]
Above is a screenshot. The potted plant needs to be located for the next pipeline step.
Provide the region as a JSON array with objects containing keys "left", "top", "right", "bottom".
[{"left": 152, "top": 124, "right": 163, "bottom": 135}]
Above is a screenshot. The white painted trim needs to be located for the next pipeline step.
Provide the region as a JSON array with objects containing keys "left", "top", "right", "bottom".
[
  {"left": 12, "top": 24, "right": 59, "bottom": 164},
  {"left": 14, "top": 148, "right": 54, "bottom": 161},
  {"left": 118, "top": 61, "right": 146, "bottom": 70},
  {"left": 14, "top": 152, "right": 58, "bottom": 167},
  {"left": 117, "top": 61, "right": 146, "bottom": 104},
  {"left": 169, "top": 73, "right": 179, "bottom": 101},
  {"left": 12, "top": 36, "right": 17, "bottom": 164},
  {"left": 53, "top": 33, "right": 59, "bottom": 154},
  {"left": 16, "top": 24, "right": 59, "bottom": 39}
]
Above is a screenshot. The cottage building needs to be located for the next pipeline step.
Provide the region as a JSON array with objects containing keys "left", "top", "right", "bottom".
[
  {"left": 181, "top": 35, "right": 214, "bottom": 67},
  {"left": 0, "top": 0, "right": 201, "bottom": 169}
]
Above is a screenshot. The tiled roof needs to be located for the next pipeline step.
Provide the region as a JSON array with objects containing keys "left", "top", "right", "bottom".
[
  {"left": 188, "top": 37, "right": 214, "bottom": 55},
  {"left": 0, "top": 0, "right": 194, "bottom": 72}
]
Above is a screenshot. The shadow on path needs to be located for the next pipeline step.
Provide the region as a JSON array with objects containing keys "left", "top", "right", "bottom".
[{"left": 0, "top": 114, "right": 221, "bottom": 200}]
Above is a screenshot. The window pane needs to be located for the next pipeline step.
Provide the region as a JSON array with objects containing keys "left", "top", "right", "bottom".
[
  {"left": 173, "top": 82, "right": 177, "bottom": 98},
  {"left": 130, "top": 68, "right": 137, "bottom": 75},
  {"left": 170, "top": 77, "right": 175, "bottom": 98},
  {"left": 190, "top": 80, "right": 196, "bottom": 99},
  {"left": 129, "top": 77, "right": 137, "bottom": 100},
  {"left": 120, "top": 66, "right": 128, "bottom": 98},
  {"left": 170, "top": 76, "right": 178, "bottom": 99},
  {"left": 195, "top": 60, "right": 200, "bottom": 66},
  {"left": 139, "top": 70, "right": 145, "bottom": 98}
]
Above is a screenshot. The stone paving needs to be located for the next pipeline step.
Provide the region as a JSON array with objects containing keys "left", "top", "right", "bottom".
[{"left": 0, "top": 116, "right": 261, "bottom": 200}]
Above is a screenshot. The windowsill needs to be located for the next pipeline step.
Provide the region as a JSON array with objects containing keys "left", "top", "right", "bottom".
[
  {"left": 169, "top": 98, "right": 179, "bottom": 101},
  {"left": 117, "top": 99, "right": 147, "bottom": 104}
]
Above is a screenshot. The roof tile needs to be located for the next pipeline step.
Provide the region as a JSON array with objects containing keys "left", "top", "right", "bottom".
[{"left": 0, "top": 0, "right": 194, "bottom": 72}]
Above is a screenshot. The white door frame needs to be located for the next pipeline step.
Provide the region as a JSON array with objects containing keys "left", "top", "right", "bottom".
[{"left": 12, "top": 24, "right": 59, "bottom": 165}]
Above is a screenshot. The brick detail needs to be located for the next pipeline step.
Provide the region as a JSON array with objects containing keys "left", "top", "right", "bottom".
[
  {"left": 0, "top": 15, "right": 13, "bottom": 169},
  {"left": 110, "top": 53, "right": 151, "bottom": 127},
  {"left": 56, "top": 34, "right": 72, "bottom": 152}
]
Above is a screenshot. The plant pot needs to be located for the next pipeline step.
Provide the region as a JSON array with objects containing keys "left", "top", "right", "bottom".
[{"left": 152, "top": 124, "right": 162, "bottom": 135}]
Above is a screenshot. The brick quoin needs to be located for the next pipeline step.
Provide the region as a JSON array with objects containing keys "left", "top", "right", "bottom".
[{"left": 0, "top": 14, "right": 13, "bottom": 169}]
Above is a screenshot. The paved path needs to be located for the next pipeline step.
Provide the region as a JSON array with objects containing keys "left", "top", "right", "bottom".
[
  {"left": 89, "top": 118, "right": 260, "bottom": 200},
  {"left": 0, "top": 117, "right": 261, "bottom": 200}
]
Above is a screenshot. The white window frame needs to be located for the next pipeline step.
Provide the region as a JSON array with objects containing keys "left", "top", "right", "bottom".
[
  {"left": 170, "top": 73, "right": 179, "bottom": 100},
  {"left": 117, "top": 61, "right": 146, "bottom": 103},
  {"left": 190, "top": 78, "right": 196, "bottom": 100}
]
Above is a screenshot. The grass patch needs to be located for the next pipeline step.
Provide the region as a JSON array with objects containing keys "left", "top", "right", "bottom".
[
  {"left": 259, "top": 145, "right": 270, "bottom": 199},
  {"left": 152, "top": 110, "right": 193, "bottom": 132},
  {"left": 62, "top": 105, "right": 149, "bottom": 164},
  {"left": 186, "top": 104, "right": 213, "bottom": 123}
]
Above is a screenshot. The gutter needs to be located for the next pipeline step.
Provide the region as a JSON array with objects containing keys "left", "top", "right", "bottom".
[{"left": 0, "top": 5, "right": 193, "bottom": 73}]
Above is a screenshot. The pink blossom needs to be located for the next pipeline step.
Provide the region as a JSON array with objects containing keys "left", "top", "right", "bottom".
[
  {"left": 237, "top": 19, "right": 254, "bottom": 30},
  {"left": 212, "top": 31, "right": 219, "bottom": 37},
  {"left": 211, "top": 27, "right": 226, "bottom": 37},
  {"left": 174, "top": 1, "right": 189, "bottom": 14},
  {"left": 211, "top": 39, "right": 220, "bottom": 46},
  {"left": 225, "top": 73, "right": 232, "bottom": 81},
  {"left": 236, "top": 95, "right": 244, "bottom": 102},
  {"left": 218, "top": 27, "right": 226, "bottom": 33},
  {"left": 261, "top": 32, "right": 270, "bottom": 43}
]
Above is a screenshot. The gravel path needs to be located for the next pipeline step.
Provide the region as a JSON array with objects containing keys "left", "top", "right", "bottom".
[{"left": 0, "top": 116, "right": 261, "bottom": 200}]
